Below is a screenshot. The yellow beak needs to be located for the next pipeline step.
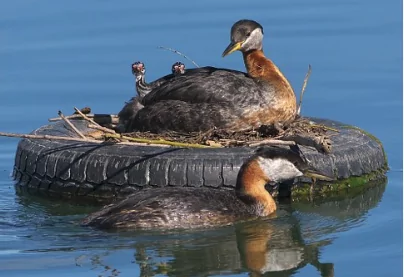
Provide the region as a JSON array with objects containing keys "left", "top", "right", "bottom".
[{"left": 222, "top": 41, "right": 243, "bottom": 57}]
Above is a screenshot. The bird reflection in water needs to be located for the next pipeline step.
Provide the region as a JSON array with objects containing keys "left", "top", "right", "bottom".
[{"left": 236, "top": 219, "right": 334, "bottom": 277}]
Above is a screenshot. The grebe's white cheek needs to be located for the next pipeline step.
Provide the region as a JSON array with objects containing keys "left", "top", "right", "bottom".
[
  {"left": 241, "top": 28, "right": 264, "bottom": 52},
  {"left": 258, "top": 157, "right": 303, "bottom": 183}
]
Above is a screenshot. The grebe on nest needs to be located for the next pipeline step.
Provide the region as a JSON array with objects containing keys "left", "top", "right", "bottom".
[
  {"left": 125, "top": 19, "right": 297, "bottom": 134},
  {"left": 81, "top": 147, "right": 331, "bottom": 230},
  {"left": 117, "top": 61, "right": 186, "bottom": 131}
]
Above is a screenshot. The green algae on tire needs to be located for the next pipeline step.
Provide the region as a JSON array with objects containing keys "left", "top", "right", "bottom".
[{"left": 289, "top": 169, "right": 387, "bottom": 202}]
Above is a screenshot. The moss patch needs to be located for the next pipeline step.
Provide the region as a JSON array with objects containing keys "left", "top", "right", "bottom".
[
  {"left": 291, "top": 179, "right": 387, "bottom": 212},
  {"left": 288, "top": 168, "right": 387, "bottom": 202}
]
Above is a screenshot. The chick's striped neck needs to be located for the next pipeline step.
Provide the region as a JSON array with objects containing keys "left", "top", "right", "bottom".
[{"left": 135, "top": 74, "right": 150, "bottom": 98}]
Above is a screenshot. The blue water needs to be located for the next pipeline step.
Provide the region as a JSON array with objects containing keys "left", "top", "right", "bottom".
[{"left": 0, "top": 0, "right": 402, "bottom": 276}]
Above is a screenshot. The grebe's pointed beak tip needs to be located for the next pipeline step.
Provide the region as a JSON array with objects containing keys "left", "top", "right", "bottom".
[{"left": 222, "top": 41, "right": 243, "bottom": 57}]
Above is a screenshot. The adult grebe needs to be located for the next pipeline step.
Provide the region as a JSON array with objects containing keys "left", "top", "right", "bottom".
[
  {"left": 117, "top": 61, "right": 186, "bottom": 131},
  {"left": 125, "top": 19, "right": 297, "bottom": 134},
  {"left": 81, "top": 147, "right": 332, "bottom": 230}
]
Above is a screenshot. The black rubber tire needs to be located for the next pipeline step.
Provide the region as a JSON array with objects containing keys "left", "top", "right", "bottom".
[{"left": 13, "top": 117, "right": 387, "bottom": 203}]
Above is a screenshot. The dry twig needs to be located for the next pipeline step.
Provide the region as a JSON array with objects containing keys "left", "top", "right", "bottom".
[
  {"left": 88, "top": 124, "right": 116, "bottom": 134},
  {"left": 157, "top": 46, "right": 200, "bottom": 68},
  {"left": 0, "top": 131, "right": 174, "bottom": 147},
  {"left": 74, "top": 107, "right": 102, "bottom": 128},
  {"left": 297, "top": 64, "right": 312, "bottom": 116},
  {"left": 247, "top": 139, "right": 296, "bottom": 147},
  {"left": 48, "top": 114, "right": 119, "bottom": 122},
  {"left": 0, "top": 132, "right": 99, "bottom": 143},
  {"left": 281, "top": 133, "right": 332, "bottom": 153},
  {"left": 73, "top": 107, "right": 116, "bottom": 135},
  {"left": 105, "top": 133, "right": 219, "bottom": 148},
  {"left": 58, "top": 110, "right": 87, "bottom": 139},
  {"left": 308, "top": 123, "right": 339, "bottom": 133}
]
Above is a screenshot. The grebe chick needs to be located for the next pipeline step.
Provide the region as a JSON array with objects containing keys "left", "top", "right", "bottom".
[
  {"left": 131, "top": 61, "right": 149, "bottom": 98},
  {"left": 172, "top": 61, "right": 186, "bottom": 75},
  {"left": 117, "top": 61, "right": 186, "bottom": 132},
  {"left": 126, "top": 19, "right": 297, "bottom": 134},
  {"left": 81, "top": 147, "right": 332, "bottom": 230},
  {"left": 136, "top": 61, "right": 187, "bottom": 98}
]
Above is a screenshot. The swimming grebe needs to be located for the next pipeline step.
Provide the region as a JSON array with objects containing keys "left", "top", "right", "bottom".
[
  {"left": 117, "top": 61, "right": 186, "bottom": 131},
  {"left": 81, "top": 147, "right": 332, "bottom": 230},
  {"left": 125, "top": 19, "right": 297, "bottom": 134}
]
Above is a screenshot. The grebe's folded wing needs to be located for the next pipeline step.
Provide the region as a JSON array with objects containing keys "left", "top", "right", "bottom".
[
  {"left": 128, "top": 100, "right": 242, "bottom": 133},
  {"left": 141, "top": 66, "right": 259, "bottom": 105}
]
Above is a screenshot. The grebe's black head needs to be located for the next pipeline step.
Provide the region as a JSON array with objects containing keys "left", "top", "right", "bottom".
[
  {"left": 131, "top": 61, "right": 145, "bottom": 81},
  {"left": 222, "top": 19, "right": 264, "bottom": 57},
  {"left": 251, "top": 147, "right": 334, "bottom": 183},
  {"left": 171, "top": 61, "right": 186, "bottom": 75}
]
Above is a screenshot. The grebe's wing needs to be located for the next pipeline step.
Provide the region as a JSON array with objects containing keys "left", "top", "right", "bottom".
[
  {"left": 141, "top": 66, "right": 258, "bottom": 105},
  {"left": 128, "top": 100, "right": 245, "bottom": 133}
]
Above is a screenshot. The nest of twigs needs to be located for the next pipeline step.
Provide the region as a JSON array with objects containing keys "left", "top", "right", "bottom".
[
  {"left": 119, "top": 117, "right": 335, "bottom": 152},
  {"left": 48, "top": 106, "right": 336, "bottom": 153}
]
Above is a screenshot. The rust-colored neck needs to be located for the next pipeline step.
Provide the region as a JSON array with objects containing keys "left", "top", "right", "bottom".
[
  {"left": 236, "top": 158, "right": 276, "bottom": 216},
  {"left": 243, "top": 49, "right": 294, "bottom": 94}
]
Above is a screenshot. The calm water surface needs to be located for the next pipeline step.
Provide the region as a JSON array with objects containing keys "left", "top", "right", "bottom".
[{"left": 0, "top": 0, "right": 402, "bottom": 276}]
